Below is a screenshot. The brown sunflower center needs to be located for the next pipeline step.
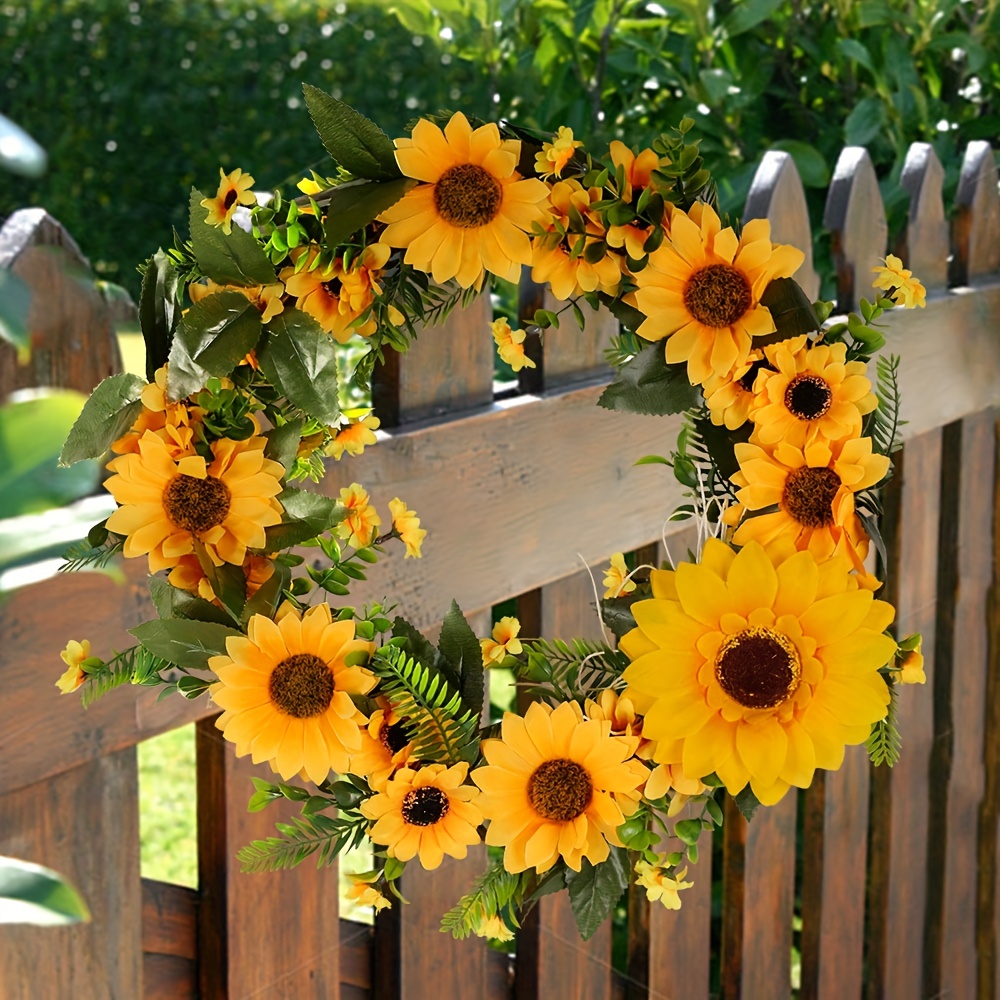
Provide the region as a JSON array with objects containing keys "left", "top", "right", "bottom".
[
  {"left": 715, "top": 626, "right": 801, "bottom": 709},
  {"left": 401, "top": 785, "right": 450, "bottom": 826},
  {"left": 379, "top": 720, "right": 411, "bottom": 755},
  {"left": 322, "top": 277, "right": 343, "bottom": 297},
  {"left": 784, "top": 373, "right": 833, "bottom": 421},
  {"left": 781, "top": 466, "right": 841, "bottom": 528},
  {"left": 268, "top": 653, "right": 334, "bottom": 718},
  {"left": 528, "top": 758, "right": 593, "bottom": 822},
  {"left": 738, "top": 358, "right": 773, "bottom": 393},
  {"left": 683, "top": 264, "right": 753, "bottom": 328},
  {"left": 222, "top": 188, "right": 239, "bottom": 211},
  {"left": 162, "top": 474, "right": 231, "bottom": 534},
  {"left": 434, "top": 163, "right": 502, "bottom": 228}
]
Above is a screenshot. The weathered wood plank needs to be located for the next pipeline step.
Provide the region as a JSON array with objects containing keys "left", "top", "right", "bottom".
[
  {"left": 196, "top": 717, "right": 341, "bottom": 999},
  {"left": 143, "top": 953, "right": 197, "bottom": 1000},
  {"left": 744, "top": 149, "right": 820, "bottom": 300},
  {"left": 142, "top": 879, "right": 198, "bottom": 960},
  {"left": 897, "top": 142, "right": 949, "bottom": 291},
  {"left": 0, "top": 750, "right": 142, "bottom": 1000},
  {"left": 950, "top": 140, "right": 1000, "bottom": 286},
  {"left": 719, "top": 794, "right": 746, "bottom": 1000},
  {"left": 338, "top": 920, "right": 373, "bottom": 991},
  {"left": 824, "top": 147, "right": 888, "bottom": 313},
  {"left": 934, "top": 411, "right": 994, "bottom": 999}
]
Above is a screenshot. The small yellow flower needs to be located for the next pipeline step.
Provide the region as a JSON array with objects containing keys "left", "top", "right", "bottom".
[
  {"left": 895, "top": 636, "right": 926, "bottom": 684},
  {"left": 296, "top": 176, "right": 325, "bottom": 215},
  {"left": 200, "top": 168, "right": 256, "bottom": 235},
  {"left": 388, "top": 497, "right": 426, "bottom": 558},
  {"left": 474, "top": 914, "right": 515, "bottom": 942},
  {"left": 345, "top": 874, "right": 391, "bottom": 912},
  {"left": 491, "top": 317, "right": 536, "bottom": 373},
  {"left": 481, "top": 616, "right": 523, "bottom": 665},
  {"left": 56, "top": 640, "right": 92, "bottom": 694},
  {"left": 635, "top": 861, "right": 694, "bottom": 910},
  {"left": 338, "top": 483, "right": 381, "bottom": 548},
  {"left": 872, "top": 254, "right": 926, "bottom": 308},
  {"left": 603, "top": 552, "right": 636, "bottom": 599},
  {"left": 328, "top": 413, "right": 380, "bottom": 461},
  {"left": 189, "top": 278, "right": 285, "bottom": 324},
  {"left": 534, "top": 126, "right": 583, "bottom": 179}
]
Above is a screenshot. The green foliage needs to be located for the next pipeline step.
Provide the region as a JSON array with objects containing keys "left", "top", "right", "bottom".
[
  {"left": 138, "top": 249, "right": 182, "bottom": 380},
  {"left": 58, "top": 373, "right": 145, "bottom": 466},
  {"left": 519, "top": 637, "right": 628, "bottom": 702},
  {"left": 264, "top": 485, "right": 346, "bottom": 549},
  {"left": 371, "top": 645, "right": 481, "bottom": 765},
  {"left": 869, "top": 353, "right": 904, "bottom": 457},
  {"left": 237, "top": 810, "right": 368, "bottom": 873},
  {"left": 867, "top": 680, "right": 902, "bottom": 767},
  {"left": 597, "top": 342, "right": 699, "bottom": 416},
  {"left": 322, "top": 177, "right": 416, "bottom": 246},
  {"left": 0, "top": 857, "right": 90, "bottom": 926},
  {"left": 758, "top": 278, "right": 822, "bottom": 342},
  {"left": 438, "top": 600, "right": 486, "bottom": 720},
  {"left": 148, "top": 575, "right": 236, "bottom": 626},
  {"left": 129, "top": 619, "right": 243, "bottom": 668},
  {"left": 188, "top": 188, "right": 276, "bottom": 286},
  {"left": 734, "top": 785, "right": 761, "bottom": 822},
  {"left": 60, "top": 533, "right": 124, "bottom": 574},
  {"left": 441, "top": 860, "right": 527, "bottom": 939},
  {"left": 80, "top": 643, "right": 167, "bottom": 708},
  {"left": 565, "top": 848, "right": 630, "bottom": 941}
]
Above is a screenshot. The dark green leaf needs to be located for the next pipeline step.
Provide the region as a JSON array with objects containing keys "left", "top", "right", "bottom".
[
  {"left": 167, "top": 290, "right": 262, "bottom": 399},
  {"left": 148, "top": 575, "right": 235, "bottom": 626},
  {"left": 734, "top": 785, "right": 761, "bottom": 822},
  {"left": 302, "top": 84, "right": 401, "bottom": 181},
  {"left": 0, "top": 857, "right": 90, "bottom": 926},
  {"left": 257, "top": 308, "right": 341, "bottom": 425},
  {"left": 757, "top": 278, "right": 822, "bottom": 343},
  {"left": 139, "top": 249, "right": 182, "bottom": 380},
  {"left": 59, "top": 373, "right": 146, "bottom": 466},
  {"left": 601, "top": 595, "right": 640, "bottom": 639},
  {"left": 721, "top": 0, "right": 783, "bottom": 36},
  {"left": 770, "top": 141, "right": 830, "bottom": 189},
  {"left": 264, "top": 419, "right": 305, "bottom": 475},
  {"left": 241, "top": 560, "right": 291, "bottom": 625},
  {"left": 844, "top": 96, "right": 887, "bottom": 147},
  {"left": 130, "top": 619, "right": 242, "bottom": 668},
  {"left": 323, "top": 177, "right": 416, "bottom": 246},
  {"left": 597, "top": 343, "right": 699, "bottom": 416},
  {"left": 604, "top": 296, "right": 647, "bottom": 331},
  {"left": 438, "top": 600, "right": 485, "bottom": 718},
  {"left": 390, "top": 617, "right": 441, "bottom": 679},
  {"left": 565, "top": 849, "right": 629, "bottom": 940},
  {"left": 525, "top": 862, "right": 568, "bottom": 902},
  {"left": 193, "top": 543, "right": 246, "bottom": 621},
  {"left": 692, "top": 417, "right": 751, "bottom": 482},
  {"left": 264, "top": 486, "right": 346, "bottom": 550},
  {"left": 189, "top": 188, "right": 276, "bottom": 286}
]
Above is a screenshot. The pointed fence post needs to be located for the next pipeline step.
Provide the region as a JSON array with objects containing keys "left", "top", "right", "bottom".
[
  {"left": 897, "top": 142, "right": 949, "bottom": 292},
  {"left": 950, "top": 140, "right": 1000, "bottom": 286}
]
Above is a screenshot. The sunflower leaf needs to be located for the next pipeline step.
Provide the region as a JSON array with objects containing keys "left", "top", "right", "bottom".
[
  {"left": 130, "top": 619, "right": 243, "bottom": 669},
  {"left": 264, "top": 486, "right": 346, "bottom": 550},
  {"left": 438, "top": 600, "right": 485, "bottom": 719},
  {"left": 256, "top": 308, "right": 342, "bottom": 425},
  {"left": 601, "top": 595, "right": 640, "bottom": 639},
  {"left": 193, "top": 543, "right": 247, "bottom": 623},
  {"left": 264, "top": 419, "right": 305, "bottom": 475},
  {"left": 139, "top": 248, "right": 182, "bottom": 380},
  {"left": 148, "top": 575, "right": 236, "bottom": 627},
  {"left": 167, "top": 290, "right": 263, "bottom": 400},
  {"left": 597, "top": 343, "right": 698, "bottom": 416},
  {"left": 565, "top": 848, "right": 629, "bottom": 940},
  {"left": 0, "top": 857, "right": 90, "bottom": 926},
  {"left": 323, "top": 177, "right": 416, "bottom": 246},
  {"left": 241, "top": 560, "right": 291, "bottom": 626},
  {"left": 734, "top": 785, "right": 761, "bottom": 822},
  {"left": 302, "top": 84, "right": 401, "bottom": 181},
  {"left": 58, "top": 373, "right": 146, "bottom": 466},
  {"left": 188, "top": 189, "right": 277, "bottom": 287},
  {"left": 756, "top": 277, "right": 822, "bottom": 344}
]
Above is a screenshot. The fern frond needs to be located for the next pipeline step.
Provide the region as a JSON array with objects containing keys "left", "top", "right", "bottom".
[
  {"left": 440, "top": 860, "right": 528, "bottom": 938},
  {"left": 371, "top": 646, "right": 481, "bottom": 764},
  {"left": 520, "top": 638, "right": 628, "bottom": 702},
  {"left": 604, "top": 331, "right": 642, "bottom": 369},
  {"left": 237, "top": 812, "right": 367, "bottom": 873},
  {"left": 60, "top": 537, "right": 124, "bottom": 573},
  {"left": 80, "top": 644, "right": 169, "bottom": 708},
  {"left": 869, "top": 353, "right": 904, "bottom": 457},
  {"left": 866, "top": 680, "right": 901, "bottom": 766}
]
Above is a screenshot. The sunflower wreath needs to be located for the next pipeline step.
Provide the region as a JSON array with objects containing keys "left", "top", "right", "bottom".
[{"left": 55, "top": 84, "right": 925, "bottom": 941}]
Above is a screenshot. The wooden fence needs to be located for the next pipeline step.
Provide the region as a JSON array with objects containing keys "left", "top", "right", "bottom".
[{"left": 1, "top": 137, "right": 999, "bottom": 999}]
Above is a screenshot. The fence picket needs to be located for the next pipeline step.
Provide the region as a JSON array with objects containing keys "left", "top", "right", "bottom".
[
  {"left": 897, "top": 142, "right": 949, "bottom": 291},
  {"left": 950, "top": 141, "right": 1000, "bottom": 286}
]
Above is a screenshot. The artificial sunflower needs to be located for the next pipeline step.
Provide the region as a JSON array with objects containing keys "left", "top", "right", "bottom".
[
  {"left": 472, "top": 701, "right": 647, "bottom": 873},
  {"left": 189, "top": 277, "right": 285, "bottom": 324},
  {"left": 111, "top": 365, "right": 198, "bottom": 458},
  {"left": 379, "top": 112, "right": 551, "bottom": 288},
  {"left": 167, "top": 552, "right": 275, "bottom": 604},
  {"left": 388, "top": 497, "right": 426, "bottom": 558},
  {"left": 337, "top": 483, "right": 381, "bottom": 548},
  {"left": 632, "top": 202, "right": 805, "bottom": 385},
  {"left": 491, "top": 317, "right": 536, "bottom": 373},
  {"left": 200, "top": 167, "right": 256, "bottom": 235},
  {"left": 531, "top": 179, "right": 621, "bottom": 300},
  {"left": 105, "top": 431, "right": 284, "bottom": 572},
  {"left": 281, "top": 245, "right": 400, "bottom": 342},
  {"left": 728, "top": 436, "right": 889, "bottom": 566},
  {"left": 361, "top": 762, "right": 483, "bottom": 870},
  {"left": 349, "top": 700, "right": 414, "bottom": 790},
  {"left": 872, "top": 254, "right": 927, "bottom": 309},
  {"left": 750, "top": 338, "right": 877, "bottom": 449},
  {"left": 702, "top": 351, "right": 772, "bottom": 431},
  {"left": 210, "top": 604, "right": 376, "bottom": 783},
  {"left": 621, "top": 539, "right": 896, "bottom": 804},
  {"left": 328, "top": 413, "right": 380, "bottom": 460},
  {"left": 534, "top": 126, "right": 582, "bottom": 180}
]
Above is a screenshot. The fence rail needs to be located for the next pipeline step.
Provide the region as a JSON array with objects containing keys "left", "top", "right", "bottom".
[{"left": 1, "top": 137, "right": 999, "bottom": 999}]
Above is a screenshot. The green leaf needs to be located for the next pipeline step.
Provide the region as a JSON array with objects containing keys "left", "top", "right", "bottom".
[
  {"left": 770, "top": 140, "right": 830, "bottom": 189},
  {"left": 835, "top": 38, "right": 875, "bottom": 74},
  {"left": 389, "top": 617, "right": 441, "bottom": 680},
  {"left": 193, "top": 543, "right": 247, "bottom": 622},
  {"left": 438, "top": 600, "right": 485, "bottom": 719},
  {"left": 0, "top": 270, "right": 32, "bottom": 352},
  {"left": 59, "top": 372, "right": 146, "bottom": 466},
  {"left": 758, "top": 278, "right": 822, "bottom": 343},
  {"left": 734, "top": 786, "right": 761, "bottom": 822},
  {"left": 189, "top": 188, "right": 276, "bottom": 287},
  {"left": 692, "top": 417, "right": 751, "bottom": 483},
  {"left": 167, "top": 290, "right": 262, "bottom": 400},
  {"left": 257, "top": 308, "right": 342, "bottom": 425},
  {"left": 0, "top": 857, "right": 90, "bottom": 926},
  {"left": 721, "top": 0, "right": 784, "bottom": 37},
  {"left": 302, "top": 84, "right": 401, "bottom": 181},
  {"left": 844, "top": 96, "right": 887, "bottom": 147},
  {"left": 241, "top": 560, "right": 291, "bottom": 625},
  {"left": 323, "top": 177, "right": 416, "bottom": 246},
  {"left": 148, "top": 576, "right": 236, "bottom": 627},
  {"left": 601, "top": 595, "right": 640, "bottom": 639},
  {"left": 264, "top": 419, "right": 304, "bottom": 475},
  {"left": 139, "top": 249, "right": 182, "bottom": 380},
  {"left": 130, "top": 618, "right": 242, "bottom": 668},
  {"left": 264, "top": 486, "right": 346, "bottom": 550},
  {"left": 565, "top": 848, "right": 629, "bottom": 940},
  {"left": 597, "top": 343, "right": 699, "bottom": 416}
]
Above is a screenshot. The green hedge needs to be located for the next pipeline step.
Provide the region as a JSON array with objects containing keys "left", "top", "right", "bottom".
[{"left": 3, "top": 0, "right": 998, "bottom": 297}]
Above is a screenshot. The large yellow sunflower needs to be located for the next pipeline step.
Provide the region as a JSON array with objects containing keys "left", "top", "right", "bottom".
[
  {"left": 379, "top": 112, "right": 551, "bottom": 288},
  {"left": 210, "top": 604, "right": 376, "bottom": 783},
  {"left": 621, "top": 539, "right": 896, "bottom": 804},
  {"left": 728, "top": 437, "right": 888, "bottom": 567},
  {"left": 105, "top": 431, "right": 284, "bottom": 572},
  {"left": 750, "top": 338, "right": 877, "bottom": 449},
  {"left": 349, "top": 699, "right": 414, "bottom": 790},
  {"left": 472, "top": 701, "right": 647, "bottom": 873},
  {"left": 632, "top": 202, "right": 805, "bottom": 385},
  {"left": 361, "top": 762, "right": 483, "bottom": 870}
]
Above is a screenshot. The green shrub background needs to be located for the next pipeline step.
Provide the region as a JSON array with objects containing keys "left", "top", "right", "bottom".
[{"left": 3, "top": 0, "right": 998, "bottom": 296}]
